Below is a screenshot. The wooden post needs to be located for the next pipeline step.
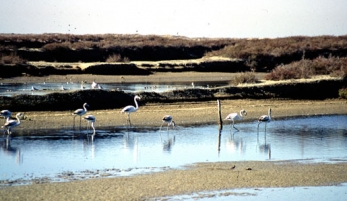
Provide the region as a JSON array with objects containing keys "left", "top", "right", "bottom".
[
  {"left": 217, "top": 99, "right": 223, "bottom": 130},
  {"left": 217, "top": 99, "right": 223, "bottom": 155}
]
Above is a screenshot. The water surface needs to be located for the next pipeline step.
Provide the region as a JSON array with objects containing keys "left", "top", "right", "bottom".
[{"left": 1, "top": 115, "right": 347, "bottom": 186}]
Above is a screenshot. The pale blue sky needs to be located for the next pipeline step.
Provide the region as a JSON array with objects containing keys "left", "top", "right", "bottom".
[{"left": 1, "top": 0, "right": 346, "bottom": 38}]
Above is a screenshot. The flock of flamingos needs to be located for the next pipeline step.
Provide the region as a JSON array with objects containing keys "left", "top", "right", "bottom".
[{"left": 1, "top": 94, "right": 272, "bottom": 138}]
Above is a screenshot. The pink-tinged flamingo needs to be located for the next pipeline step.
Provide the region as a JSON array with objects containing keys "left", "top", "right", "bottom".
[
  {"left": 73, "top": 103, "right": 89, "bottom": 128},
  {"left": 83, "top": 115, "right": 96, "bottom": 135},
  {"left": 121, "top": 95, "right": 140, "bottom": 125},
  {"left": 160, "top": 115, "right": 176, "bottom": 131},
  {"left": 225, "top": 110, "right": 247, "bottom": 131},
  {"left": 258, "top": 108, "right": 272, "bottom": 131},
  {"left": 2, "top": 113, "right": 22, "bottom": 135}
]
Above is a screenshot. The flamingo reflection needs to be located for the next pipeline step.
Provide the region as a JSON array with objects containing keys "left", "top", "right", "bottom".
[{"left": 1, "top": 137, "right": 23, "bottom": 165}]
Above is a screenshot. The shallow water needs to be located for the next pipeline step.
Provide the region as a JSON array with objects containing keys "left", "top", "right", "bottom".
[
  {"left": 0, "top": 81, "right": 226, "bottom": 96},
  {"left": 1, "top": 115, "right": 347, "bottom": 186}
]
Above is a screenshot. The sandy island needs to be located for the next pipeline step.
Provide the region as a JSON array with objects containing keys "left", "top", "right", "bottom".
[{"left": 1, "top": 72, "right": 347, "bottom": 200}]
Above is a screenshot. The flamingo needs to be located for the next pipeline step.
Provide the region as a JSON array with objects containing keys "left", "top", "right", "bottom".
[
  {"left": 31, "top": 86, "right": 38, "bottom": 91},
  {"left": 258, "top": 108, "right": 272, "bottom": 131},
  {"left": 225, "top": 110, "right": 247, "bottom": 131},
  {"left": 97, "top": 84, "right": 103, "bottom": 89},
  {"left": 160, "top": 115, "right": 176, "bottom": 131},
  {"left": 73, "top": 103, "right": 89, "bottom": 128},
  {"left": 83, "top": 115, "right": 96, "bottom": 135},
  {"left": 2, "top": 113, "right": 22, "bottom": 135},
  {"left": 91, "top": 81, "right": 98, "bottom": 89},
  {"left": 1, "top": 110, "right": 12, "bottom": 123},
  {"left": 121, "top": 95, "right": 141, "bottom": 125}
]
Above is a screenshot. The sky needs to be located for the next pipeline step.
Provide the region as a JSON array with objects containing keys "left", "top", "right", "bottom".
[{"left": 1, "top": 0, "right": 347, "bottom": 38}]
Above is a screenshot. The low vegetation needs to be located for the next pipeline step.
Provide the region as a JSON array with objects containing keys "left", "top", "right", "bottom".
[
  {"left": 105, "top": 54, "right": 130, "bottom": 62},
  {"left": 230, "top": 72, "right": 258, "bottom": 85},
  {"left": 0, "top": 53, "right": 26, "bottom": 64},
  {"left": 1, "top": 34, "right": 347, "bottom": 81},
  {"left": 339, "top": 88, "right": 347, "bottom": 99},
  {"left": 265, "top": 56, "right": 347, "bottom": 80}
]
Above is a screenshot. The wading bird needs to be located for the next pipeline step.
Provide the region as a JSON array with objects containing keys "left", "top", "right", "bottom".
[
  {"left": 31, "top": 86, "right": 38, "bottom": 91},
  {"left": 2, "top": 113, "right": 22, "bottom": 135},
  {"left": 225, "top": 110, "right": 247, "bottom": 131},
  {"left": 73, "top": 103, "right": 89, "bottom": 128},
  {"left": 258, "top": 108, "right": 272, "bottom": 131},
  {"left": 121, "top": 95, "right": 140, "bottom": 125},
  {"left": 160, "top": 115, "right": 176, "bottom": 131},
  {"left": 83, "top": 115, "right": 96, "bottom": 135},
  {"left": 1, "top": 110, "right": 12, "bottom": 123},
  {"left": 91, "top": 81, "right": 98, "bottom": 89}
]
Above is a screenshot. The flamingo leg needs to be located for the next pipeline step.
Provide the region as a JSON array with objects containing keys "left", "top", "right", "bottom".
[{"left": 159, "top": 122, "right": 164, "bottom": 131}]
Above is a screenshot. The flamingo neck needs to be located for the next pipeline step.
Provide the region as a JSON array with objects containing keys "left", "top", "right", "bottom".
[
  {"left": 134, "top": 97, "right": 139, "bottom": 109},
  {"left": 91, "top": 122, "right": 95, "bottom": 133},
  {"left": 83, "top": 105, "right": 88, "bottom": 112},
  {"left": 239, "top": 111, "right": 244, "bottom": 117},
  {"left": 16, "top": 115, "right": 21, "bottom": 125},
  {"left": 268, "top": 110, "right": 272, "bottom": 119}
]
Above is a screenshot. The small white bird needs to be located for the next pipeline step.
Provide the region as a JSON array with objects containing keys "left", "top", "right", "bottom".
[
  {"left": 83, "top": 115, "right": 96, "bottom": 135},
  {"left": 121, "top": 95, "right": 141, "bottom": 125},
  {"left": 2, "top": 113, "right": 22, "bottom": 135},
  {"left": 73, "top": 103, "right": 89, "bottom": 128},
  {"left": 225, "top": 110, "right": 247, "bottom": 131},
  {"left": 258, "top": 108, "right": 272, "bottom": 131},
  {"left": 31, "top": 86, "right": 38, "bottom": 91},
  {"left": 161, "top": 115, "right": 176, "bottom": 130},
  {"left": 61, "top": 86, "right": 67, "bottom": 91}
]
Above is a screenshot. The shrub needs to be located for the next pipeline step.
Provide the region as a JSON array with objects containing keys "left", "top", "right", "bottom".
[
  {"left": 230, "top": 72, "right": 258, "bottom": 85},
  {"left": 265, "top": 57, "right": 347, "bottom": 80},
  {"left": 0, "top": 54, "right": 26, "bottom": 64},
  {"left": 106, "top": 54, "right": 130, "bottom": 62},
  {"left": 339, "top": 88, "right": 347, "bottom": 99}
]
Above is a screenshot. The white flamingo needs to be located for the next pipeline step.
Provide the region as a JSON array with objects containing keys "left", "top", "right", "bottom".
[
  {"left": 91, "top": 81, "right": 98, "bottom": 89},
  {"left": 2, "top": 113, "right": 22, "bottom": 135},
  {"left": 61, "top": 86, "right": 67, "bottom": 91},
  {"left": 1, "top": 110, "right": 12, "bottom": 123},
  {"left": 160, "top": 115, "right": 176, "bottom": 131},
  {"left": 121, "top": 95, "right": 141, "bottom": 125},
  {"left": 258, "top": 108, "right": 272, "bottom": 131},
  {"left": 31, "top": 86, "right": 38, "bottom": 91},
  {"left": 225, "top": 110, "right": 247, "bottom": 131},
  {"left": 83, "top": 115, "right": 96, "bottom": 135},
  {"left": 73, "top": 103, "right": 89, "bottom": 128}
]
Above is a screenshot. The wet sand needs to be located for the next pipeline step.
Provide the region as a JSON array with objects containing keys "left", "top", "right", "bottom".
[
  {"left": 1, "top": 161, "right": 347, "bottom": 200},
  {"left": 1, "top": 72, "right": 347, "bottom": 200}
]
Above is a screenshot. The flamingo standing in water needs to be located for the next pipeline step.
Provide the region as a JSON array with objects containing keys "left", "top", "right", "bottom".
[
  {"left": 2, "top": 113, "right": 22, "bottom": 135},
  {"left": 225, "top": 110, "right": 247, "bottom": 131},
  {"left": 1, "top": 110, "right": 12, "bottom": 123},
  {"left": 73, "top": 103, "right": 89, "bottom": 128},
  {"left": 121, "top": 95, "right": 140, "bottom": 125},
  {"left": 160, "top": 115, "right": 176, "bottom": 131},
  {"left": 83, "top": 115, "right": 96, "bottom": 135},
  {"left": 258, "top": 108, "right": 272, "bottom": 131}
]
